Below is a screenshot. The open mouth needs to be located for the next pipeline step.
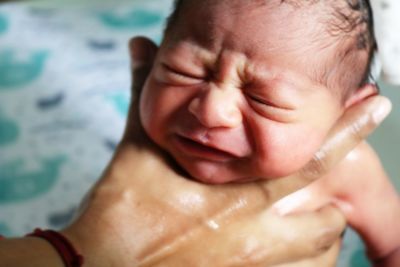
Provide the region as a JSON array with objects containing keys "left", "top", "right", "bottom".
[{"left": 173, "top": 135, "right": 236, "bottom": 162}]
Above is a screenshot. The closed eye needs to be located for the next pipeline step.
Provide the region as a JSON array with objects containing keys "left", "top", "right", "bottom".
[
  {"left": 162, "top": 63, "right": 204, "bottom": 81},
  {"left": 247, "top": 94, "right": 282, "bottom": 109},
  {"left": 246, "top": 94, "right": 297, "bottom": 123}
]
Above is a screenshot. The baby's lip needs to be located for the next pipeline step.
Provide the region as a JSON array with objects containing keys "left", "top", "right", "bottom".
[{"left": 173, "top": 132, "right": 241, "bottom": 161}]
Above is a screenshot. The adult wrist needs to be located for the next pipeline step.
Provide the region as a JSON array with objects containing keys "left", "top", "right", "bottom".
[
  {"left": 0, "top": 236, "right": 65, "bottom": 267},
  {"left": 26, "top": 229, "right": 84, "bottom": 267}
]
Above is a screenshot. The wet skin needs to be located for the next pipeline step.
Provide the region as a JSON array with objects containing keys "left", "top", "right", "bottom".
[{"left": 139, "top": 0, "right": 372, "bottom": 184}]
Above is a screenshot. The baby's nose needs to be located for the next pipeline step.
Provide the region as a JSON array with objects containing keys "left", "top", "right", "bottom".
[{"left": 188, "top": 87, "right": 242, "bottom": 128}]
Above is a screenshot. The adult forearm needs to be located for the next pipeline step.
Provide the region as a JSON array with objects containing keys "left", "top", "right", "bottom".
[{"left": 0, "top": 237, "right": 64, "bottom": 267}]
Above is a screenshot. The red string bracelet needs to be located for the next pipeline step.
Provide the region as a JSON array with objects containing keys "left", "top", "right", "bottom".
[{"left": 26, "top": 228, "right": 84, "bottom": 267}]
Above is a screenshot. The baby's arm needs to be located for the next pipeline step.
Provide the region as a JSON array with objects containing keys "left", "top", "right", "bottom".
[
  {"left": 328, "top": 142, "right": 400, "bottom": 264},
  {"left": 273, "top": 141, "right": 400, "bottom": 265}
]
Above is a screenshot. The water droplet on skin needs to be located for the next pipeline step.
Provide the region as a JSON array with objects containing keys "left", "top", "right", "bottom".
[{"left": 206, "top": 220, "right": 220, "bottom": 230}]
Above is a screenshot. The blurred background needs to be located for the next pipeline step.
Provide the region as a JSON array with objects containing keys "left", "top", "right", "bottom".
[{"left": 0, "top": 0, "right": 398, "bottom": 266}]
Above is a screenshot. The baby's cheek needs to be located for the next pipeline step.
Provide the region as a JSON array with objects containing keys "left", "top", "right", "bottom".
[
  {"left": 139, "top": 82, "right": 167, "bottom": 144},
  {"left": 254, "top": 124, "right": 326, "bottom": 178}
]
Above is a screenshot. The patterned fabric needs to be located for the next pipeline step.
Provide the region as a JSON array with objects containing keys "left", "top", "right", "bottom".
[
  {"left": 0, "top": 1, "right": 399, "bottom": 266},
  {"left": 0, "top": 0, "right": 172, "bottom": 234}
]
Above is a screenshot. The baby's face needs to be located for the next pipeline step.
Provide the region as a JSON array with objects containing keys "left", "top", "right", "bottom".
[{"left": 140, "top": 0, "right": 345, "bottom": 184}]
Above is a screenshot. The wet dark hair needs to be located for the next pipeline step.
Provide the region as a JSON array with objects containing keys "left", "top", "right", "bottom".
[
  {"left": 164, "top": 0, "right": 376, "bottom": 97},
  {"left": 319, "top": 0, "right": 377, "bottom": 96}
]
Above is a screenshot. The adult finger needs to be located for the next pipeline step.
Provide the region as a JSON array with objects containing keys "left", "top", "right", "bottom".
[
  {"left": 225, "top": 205, "right": 346, "bottom": 266},
  {"left": 128, "top": 36, "right": 158, "bottom": 101},
  {"left": 148, "top": 205, "right": 345, "bottom": 267},
  {"left": 122, "top": 37, "right": 158, "bottom": 143},
  {"left": 300, "top": 95, "right": 391, "bottom": 183},
  {"left": 258, "top": 205, "right": 346, "bottom": 266},
  {"left": 269, "top": 95, "right": 392, "bottom": 200}
]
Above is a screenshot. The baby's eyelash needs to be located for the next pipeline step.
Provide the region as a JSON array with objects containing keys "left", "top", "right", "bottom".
[
  {"left": 247, "top": 94, "right": 295, "bottom": 111},
  {"left": 162, "top": 63, "right": 203, "bottom": 80},
  {"left": 247, "top": 94, "right": 275, "bottom": 107}
]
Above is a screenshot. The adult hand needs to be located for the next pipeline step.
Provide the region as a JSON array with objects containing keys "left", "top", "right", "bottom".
[{"left": 60, "top": 37, "right": 392, "bottom": 267}]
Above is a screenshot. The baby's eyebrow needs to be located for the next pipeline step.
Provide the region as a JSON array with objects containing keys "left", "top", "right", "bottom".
[
  {"left": 252, "top": 59, "right": 347, "bottom": 97},
  {"left": 244, "top": 62, "right": 320, "bottom": 91},
  {"left": 242, "top": 62, "right": 273, "bottom": 83},
  {"left": 163, "top": 41, "right": 215, "bottom": 67}
]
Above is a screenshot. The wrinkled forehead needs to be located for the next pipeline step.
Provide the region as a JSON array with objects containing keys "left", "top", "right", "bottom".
[
  {"left": 163, "top": 0, "right": 339, "bottom": 88},
  {"left": 167, "top": 0, "right": 330, "bottom": 50}
]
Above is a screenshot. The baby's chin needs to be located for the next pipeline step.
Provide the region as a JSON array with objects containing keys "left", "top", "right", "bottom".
[
  {"left": 182, "top": 166, "right": 238, "bottom": 185},
  {"left": 180, "top": 158, "right": 308, "bottom": 185},
  {"left": 191, "top": 174, "right": 253, "bottom": 185},
  {"left": 173, "top": 159, "right": 245, "bottom": 185},
  {"left": 177, "top": 160, "right": 285, "bottom": 185},
  {"left": 188, "top": 169, "right": 289, "bottom": 185}
]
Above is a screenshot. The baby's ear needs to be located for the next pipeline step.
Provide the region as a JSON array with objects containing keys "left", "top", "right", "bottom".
[
  {"left": 128, "top": 36, "right": 159, "bottom": 67},
  {"left": 344, "top": 83, "right": 379, "bottom": 109}
]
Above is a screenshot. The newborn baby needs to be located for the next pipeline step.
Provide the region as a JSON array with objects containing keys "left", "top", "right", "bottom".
[{"left": 137, "top": 0, "right": 400, "bottom": 264}]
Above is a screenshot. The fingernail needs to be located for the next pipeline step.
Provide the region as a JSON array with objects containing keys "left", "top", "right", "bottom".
[
  {"left": 271, "top": 190, "right": 312, "bottom": 216},
  {"left": 372, "top": 97, "right": 392, "bottom": 124},
  {"left": 271, "top": 203, "right": 291, "bottom": 216},
  {"left": 271, "top": 199, "right": 298, "bottom": 216}
]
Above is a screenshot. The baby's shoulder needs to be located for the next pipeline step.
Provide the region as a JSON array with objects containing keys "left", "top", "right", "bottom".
[
  {"left": 331, "top": 141, "right": 382, "bottom": 177},
  {"left": 324, "top": 141, "right": 387, "bottom": 200}
]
